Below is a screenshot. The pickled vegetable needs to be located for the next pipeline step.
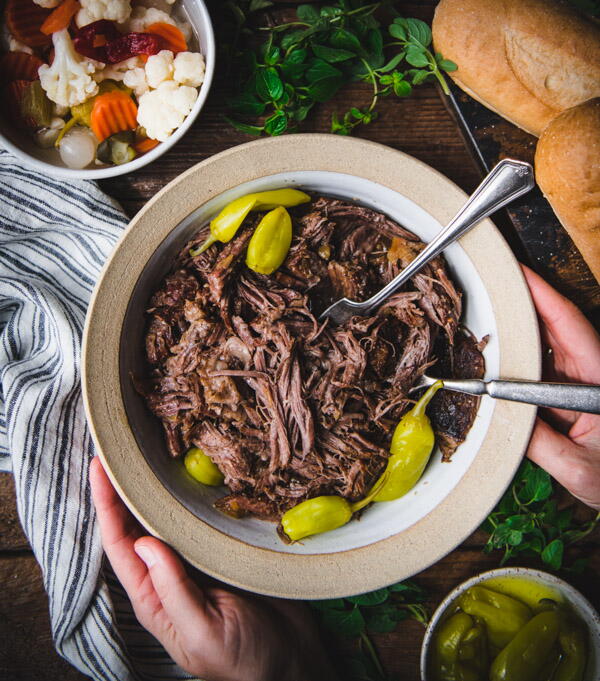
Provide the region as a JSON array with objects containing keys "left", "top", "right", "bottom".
[
  {"left": 20, "top": 80, "right": 53, "bottom": 127},
  {"left": 184, "top": 448, "right": 224, "bottom": 486}
]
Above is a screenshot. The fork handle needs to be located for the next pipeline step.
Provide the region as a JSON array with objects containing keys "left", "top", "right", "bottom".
[
  {"left": 360, "top": 159, "right": 535, "bottom": 314},
  {"left": 442, "top": 378, "right": 600, "bottom": 414}
]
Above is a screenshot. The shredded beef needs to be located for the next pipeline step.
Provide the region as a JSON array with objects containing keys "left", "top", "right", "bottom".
[{"left": 138, "top": 196, "right": 485, "bottom": 520}]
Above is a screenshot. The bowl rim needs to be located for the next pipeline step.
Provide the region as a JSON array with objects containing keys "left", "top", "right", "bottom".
[
  {"left": 0, "top": 0, "right": 215, "bottom": 180},
  {"left": 419, "top": 566, "right": 600, "bottom": 680},
  {"left": 82, "top": 134, "right": 541, "bottom": 598}
]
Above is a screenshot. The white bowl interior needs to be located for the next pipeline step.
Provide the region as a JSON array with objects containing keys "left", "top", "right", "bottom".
[
  {"left": 420, "top": 567, "right": 600, "bottom": 681},
  {"left": 0, "top": 0, "right": 215, "bottom": 179},
  {"left": 120, "top": 170, "right": 500, "bottom": 554}
]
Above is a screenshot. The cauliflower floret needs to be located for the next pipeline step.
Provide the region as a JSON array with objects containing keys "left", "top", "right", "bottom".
[
  {"left": 123, "top": 67, "right": 149, "bottom": 97},
  {"left": 33, "top": 0, "right": 60, "bottom": 7},
  {"left": 38, "top": 29, "right": 99, "bottom": 107},
  {"left": 136, "top": 80, "right": 197, "bottom": 141},
  {"left": 134, "top": 0, "right": 175, "bottom": 12},
  {"left": 145, "top": 50, "right": 174, "bottom": 88},
  {"left": 76, "top": 0, "right": 132, "bottom": 28},
  {"left": 173, "top": 51, "right": 205, "bottom": 88},
  {"left": 94, "top": 55, "right": 144, "bottom": 83},
  {"left": 126, "top": 6, "right": 191, "bottom": 41}
]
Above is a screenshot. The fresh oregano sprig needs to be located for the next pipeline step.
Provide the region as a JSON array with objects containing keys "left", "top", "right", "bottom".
[
  {"left": 310, "top": 579, "right": 428, "bottom": 681},
  {"left": 225, "top": 1, "right": 457, "bottom": 137},
  {"left": 482, "top": 459, "right": 600, "bottom": 571}
]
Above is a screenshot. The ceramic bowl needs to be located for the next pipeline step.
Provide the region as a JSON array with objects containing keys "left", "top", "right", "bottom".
[
  {"left": 0, "top": 0, "right": 215, "bottom": 179},
  {"left": 420, "top": 567, "right": 600, "bottom": 680},
  {"left": 82, "top": 134, "right": 541, "bottom": 598}
]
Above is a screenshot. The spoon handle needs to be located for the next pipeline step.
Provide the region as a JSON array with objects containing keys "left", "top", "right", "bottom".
[
  {"left": 439, "top": 378, "right": 600, "bottom": 414},
  {"left": 361, "top": 159, "right": 535, "bottom": 314}
]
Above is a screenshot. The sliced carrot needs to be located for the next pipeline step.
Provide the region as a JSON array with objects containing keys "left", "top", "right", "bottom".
[
  {"left": 0, "top": 52, "right": 45, "bottom": 84},
  {"left": 90, "top": 90, "right": 138, "bottom": 142},
  {"left": 133, "top": 137, "right": 160, "bottom": 154},
  {"left": 40, "top": 0, "right": 80, "bottom": 35},
  {"left": 5, "top": 0, "right": 52, "bottom": 48},
  {"left": 146, "top": 22, "right": 187, "bottom": 54},
  {"left": 5, "top": 80, "right": 37, "bottom": 129}
]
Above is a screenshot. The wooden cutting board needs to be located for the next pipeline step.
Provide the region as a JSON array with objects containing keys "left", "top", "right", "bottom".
[{"left": 446, "top": 83, "right": 600, "bottom": 327}]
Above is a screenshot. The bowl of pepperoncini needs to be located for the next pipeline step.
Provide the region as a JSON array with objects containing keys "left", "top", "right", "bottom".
[{"left": 421, "top": 567, "right": 600, "bottom": 681}]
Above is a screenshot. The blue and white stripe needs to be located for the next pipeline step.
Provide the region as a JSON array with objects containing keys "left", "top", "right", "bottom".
[{"left": 0, "top": 150, "right": 196, "bottom": 681}]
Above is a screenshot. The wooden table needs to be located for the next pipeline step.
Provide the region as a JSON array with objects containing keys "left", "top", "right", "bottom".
[{"left": 1, "top": 2, "right": 599, "bottom": 680}]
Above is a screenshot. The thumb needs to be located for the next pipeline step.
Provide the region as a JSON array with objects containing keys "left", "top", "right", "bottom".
[
  {"left": 134, "top": 537, "right": 209, "bottom": 631},
  {"left": 526, "top": 417, "right": 586, "bottom": 498}
]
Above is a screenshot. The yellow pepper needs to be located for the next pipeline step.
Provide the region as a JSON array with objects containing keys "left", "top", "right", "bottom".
[
  {"left": 190, "top": 188, "right": 310, "bottom": 256},
  {"left": 280, "top": 472, "right": 388, "bottom": 542},
  {"left": 183, "top": 447, "right": 224, "bottom": 486},
  {"left": 374, "top": 380, "right": 443, "bottom": 502},
  {"left": 246, "top": 205, "right": 292, "bottom": 274}
]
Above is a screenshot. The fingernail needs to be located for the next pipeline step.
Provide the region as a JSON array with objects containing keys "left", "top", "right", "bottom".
[{"left": 135, "top": 544, "right": 156, "bottom": 568}]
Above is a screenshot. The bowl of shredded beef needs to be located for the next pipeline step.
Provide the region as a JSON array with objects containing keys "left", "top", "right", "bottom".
[
  {"left": 83, "top": 135, "right": 540, "bottom": 598},
  {"left": 137, "top": 194, "right": 488, "bottom": 527}
]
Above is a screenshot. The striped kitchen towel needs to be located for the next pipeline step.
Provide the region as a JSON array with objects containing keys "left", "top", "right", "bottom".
[{"left": 0, "top": 150, "right": 197, "bottom": 681}]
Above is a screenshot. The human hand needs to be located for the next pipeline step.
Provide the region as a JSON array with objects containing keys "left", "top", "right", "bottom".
[
  {"left": 523, "top": 265, "right": 600, "bottom": 509},
  {"left": 89, "top": 457, "right": 338, "bottom": 681}
]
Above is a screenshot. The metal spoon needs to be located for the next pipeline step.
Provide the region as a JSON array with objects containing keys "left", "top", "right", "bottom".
[
  {"left": 319, "top": 158, "right": 535, "bottom": 325},
  {"left": 409, "top": 375, "right": 600, "bottom": 414}
]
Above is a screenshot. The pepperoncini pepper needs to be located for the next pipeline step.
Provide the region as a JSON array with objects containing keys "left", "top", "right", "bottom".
[
  {"left": 459, "top": 586, "right": 532, "bottom": 649},
  {"left": 190, "top": 189, "right": 310, "bottom": 256},
  {"left": 246, "top": 205, "right": 292, "bottom": 275},
  {"left": 280, "top": 472, "right": 388, "bottom": 542},
  {"left": 552, "top": 612, "right": 587, "bottom": 681},
  {"left": 184, "top": 447, "right": 225, "bottom": 486},
  {"left": 373, "top": 380, "right": 443, "bottom": 502},
  {"left": 431, "top": 612, "right": 485, "bottom": 681},
  {"left": 489, "top": 610, "right": 560, "bottom": 681}
]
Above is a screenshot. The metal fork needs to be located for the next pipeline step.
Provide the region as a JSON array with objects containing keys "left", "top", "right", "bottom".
[
  {"left": 409, "top": 375, "right": 600, "bottom": 414},
  {"left": 319, "top": 158, "right": 535, "bottom": 325}
]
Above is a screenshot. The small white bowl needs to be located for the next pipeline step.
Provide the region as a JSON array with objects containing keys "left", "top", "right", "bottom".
[
  {"left": 0, "top": 0, "right": 215, "bottom": 179},
  {"left": 420, "top": 567, "right": 600, "bottom": 681}
]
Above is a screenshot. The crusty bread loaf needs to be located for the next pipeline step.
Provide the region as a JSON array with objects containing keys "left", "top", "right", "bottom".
[
  {"left": 432, "top": 0, "right": 600, "bottom": 137},
  {"left": 535, "top": 98, "right": 600, "bottom": 282}
]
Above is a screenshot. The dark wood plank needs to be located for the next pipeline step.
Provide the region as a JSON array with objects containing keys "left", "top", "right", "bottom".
[
  {"left": 0, "top": 552, "right": 89, "bottom": 681},
  {"left": 0, "top": 473, "right": 29, "bottom": 552}
]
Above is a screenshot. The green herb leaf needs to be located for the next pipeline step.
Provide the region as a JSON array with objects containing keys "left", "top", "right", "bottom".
[
  {"left": 366, "top": 612, "right": 397, "bottom": 633},
  {"left": 312, "top": 43, "right": 356, "bottom": 62},
  {"left": 296, "top": 4, "right": 321, "bottom": 24},
  {"left": 405, "top": 45, "right": 429, "bottom": 68},
  {"left": 378, "top": 52, "right": 406, "bottom": 73},
  {"left": 437, "top": 58, "right": 457, "bottom": 72},
  {"left": 406, "top": 18, "right": 432, "bottom": 47},
  {"left": 542, "top": 539, "right": 564, "bottom": 570},
  {"left": 389, "top": 20, "right": 408, "bottom": 41},
  {"left": 307, "top": 75, "right": 344, "bottom": 102},
  {"left": 306, "top": 58, "right": 343, "bottom": 83},
  {"left": 310, "top": 597, "right": 346, "bottom": 610},
  {"left": 330, "top": 28, "right": 362, "bottom": 53},
  {"left": 256, "top": 67, "right": 284, "bottom": 101},
  {"left": 321, "top": 605, "right": 366, "bottom": 637},
  {"left": 264, "top": 110, "right": 288, "bottom": 135},
  {"left": 347, "top": 588, "right": 389, "bottom": 606},
  {"left": 228, "top": 93, "right": 266, "bottom": 116},
  {"left": 223, "top": 117, "right": 264, "bottom": 136}
]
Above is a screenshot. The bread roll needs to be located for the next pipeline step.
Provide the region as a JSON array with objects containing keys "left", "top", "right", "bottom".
[
  {"left": 432, "top": 0, "right": 600, "bottom": 136},
  {"left": 535, "top": 98, "right": 600, "bottom": 282}
]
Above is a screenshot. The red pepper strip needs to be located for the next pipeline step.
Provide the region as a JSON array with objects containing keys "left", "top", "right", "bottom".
[
  {"left": 104, "top": 32, "right": 162, "bottom": 63},
  {"left": 73, "top": 20, "right": 120, "bottom": 62},
  {"left": 73, "top": 20, "right": 162, "bottom": 63}
]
